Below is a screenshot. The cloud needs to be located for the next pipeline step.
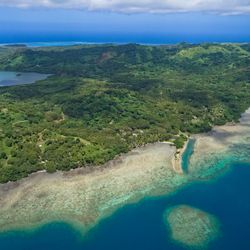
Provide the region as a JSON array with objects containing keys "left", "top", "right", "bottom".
[{"left": 0, "top": 0, "right": 250, "bottom": 15}]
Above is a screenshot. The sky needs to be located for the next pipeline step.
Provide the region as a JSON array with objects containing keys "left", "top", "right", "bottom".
[{"left": 0, "top": 0, "right": 250, "bottom": 44}]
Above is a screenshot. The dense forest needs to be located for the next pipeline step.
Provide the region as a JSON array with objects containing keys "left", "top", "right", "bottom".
[{"left": 0, "top": 43, "right": 249, "bottom": 183}]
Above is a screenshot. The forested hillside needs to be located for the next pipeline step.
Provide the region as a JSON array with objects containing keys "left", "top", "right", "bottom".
[{"left": 0, "top": 43, "right": 249, "bottom": 182}]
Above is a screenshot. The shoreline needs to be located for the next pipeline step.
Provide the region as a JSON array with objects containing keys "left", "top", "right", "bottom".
[
  {"left": 0, "top": 142, "right": 187, "bottom": 234},
  {"left": 0, "top": 108, "right": 249, "bottom": 235},
  {"left": 0, "top": 141, "right": 182, "bottom": 189},
  {"left": 187, "top": 108, "right": 250, "bottom": 179},
  {"left": 0, "top": 139, "right": 185, "bottom": 189}
]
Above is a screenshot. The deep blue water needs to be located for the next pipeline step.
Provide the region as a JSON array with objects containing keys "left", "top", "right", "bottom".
[{"left": 0, "top": 161, "right": 250, "bottom": 250}]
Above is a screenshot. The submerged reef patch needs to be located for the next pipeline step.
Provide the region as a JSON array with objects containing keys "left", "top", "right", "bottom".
[{"left": 165, "top": 205, "right": 220, "bottom": 248}]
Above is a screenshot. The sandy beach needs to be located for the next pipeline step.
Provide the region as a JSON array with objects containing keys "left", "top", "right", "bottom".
[{"left": 172, "top": 140, "right": 188, "bottom": 174}]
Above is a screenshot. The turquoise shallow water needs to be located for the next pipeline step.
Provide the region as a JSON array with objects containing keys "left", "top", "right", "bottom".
[
  {"left": 0, "top": 159, "right": 250, "bottom": 250},
  {"left": 181, "top": 139, "right": 195, "bottom": 174}
]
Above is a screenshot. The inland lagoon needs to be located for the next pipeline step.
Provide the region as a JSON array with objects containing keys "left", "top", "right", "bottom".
[
  {"left": 0, "top": 71, "right": 50, "bottom": 87},
  {"left": 0, "top": 109, "right": 250, "bottom": 250}
]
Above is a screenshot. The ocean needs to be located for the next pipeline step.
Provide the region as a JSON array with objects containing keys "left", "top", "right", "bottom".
[{"left": 0, "top": 154, "right": 249, "bottom": 249}]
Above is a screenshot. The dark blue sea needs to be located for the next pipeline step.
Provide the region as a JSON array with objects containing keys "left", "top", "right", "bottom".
[
  {"left": 1, "top": 33, "right": 250, "bottom": 47},
  {"left": 0, "top": 160, "right": 250, "bottom": 250}
]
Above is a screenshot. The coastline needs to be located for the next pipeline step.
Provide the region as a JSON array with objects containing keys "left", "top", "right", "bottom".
[
  {"left": 0, "top": 141, "right": 182, "bottom": 188},
  {"left": 0, "top": 142, "right": 187, "bottom": 234},
  {"left": 0, "top": 108, "right": 249, "bottom": 235},
  {"left": 188, "top": 108, "right": 250, "bottom": 179}
]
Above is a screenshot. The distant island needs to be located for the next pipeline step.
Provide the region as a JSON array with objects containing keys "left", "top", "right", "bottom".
[
  {"left": 3, "top": 44, "right": 27, "bottom": 48},
  {"left": 0, "top": 43, "right": 249, "bottom": 183}
]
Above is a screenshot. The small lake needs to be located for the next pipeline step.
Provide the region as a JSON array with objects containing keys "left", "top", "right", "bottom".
[
  {"left": 0, "top": 111, "right": 249, "bottom": 250},
  {"left": 0, "top": 71, "right": 50, "bottom": 87}
]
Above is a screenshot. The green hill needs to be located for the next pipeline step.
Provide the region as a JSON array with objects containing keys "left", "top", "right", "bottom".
[{"left": 0, "top": 43, "right": 249, "bottom": 183}]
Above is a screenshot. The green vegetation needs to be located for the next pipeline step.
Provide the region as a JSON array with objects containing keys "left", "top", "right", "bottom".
[
  {"left": 173, "top": 135, "right": 187, "bottom": 149},
  {"left": 0, "top": 43, "right": 249, "bottom": 183}
]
